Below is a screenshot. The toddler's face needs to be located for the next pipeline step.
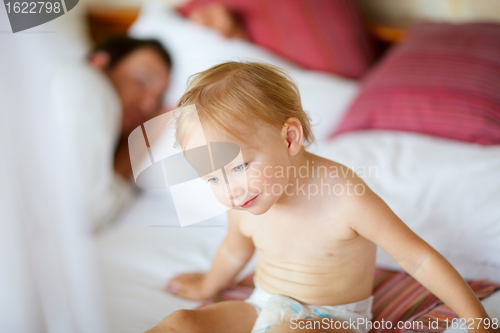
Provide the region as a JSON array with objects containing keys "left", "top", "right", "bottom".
[{"left": 184, "top": 123, "right": 292, "bottom": 215}]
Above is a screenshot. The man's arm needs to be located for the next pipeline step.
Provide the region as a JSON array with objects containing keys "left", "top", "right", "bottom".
[
  {"left": 114, "top": 107, "right": 174, "bottom": 180},
  {"left": 114, "top": 136, "right": 132, "bottom": 179},
  {"left": 348, "top": 183, "right": 494, "bottom": 332}
]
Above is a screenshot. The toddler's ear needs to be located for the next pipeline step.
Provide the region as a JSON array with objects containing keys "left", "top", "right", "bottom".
[{"left": 281, "top": 118, "right": 303, "bottom": 156}]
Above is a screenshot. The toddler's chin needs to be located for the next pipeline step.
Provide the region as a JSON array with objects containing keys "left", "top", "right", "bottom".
[
  {"left": 245, "top": 199, "right": 275, "bottom": 215},
  {"left": 245, "top": 206, "right": 268, "bottom": 215},
  {"left": 227, "top": 202, "right": 266, "bottom": 215}
]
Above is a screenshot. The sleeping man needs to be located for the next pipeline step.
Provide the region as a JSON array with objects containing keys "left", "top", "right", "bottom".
[
  {"left": 147, "top": 62, "right": 495, "bottom": 333},
  {"left": 88, "top": 37, "right": 173, "bottom": 179},
  {"left": 51, "top": 36, "right": 172, "bottom": 230}
]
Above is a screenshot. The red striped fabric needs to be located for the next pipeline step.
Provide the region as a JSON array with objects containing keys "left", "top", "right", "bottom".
[
  {"left": 177, "top": 0, "right": 377, "bottom": 79},
  {"left": 199, "top": 268, "right": 500, "bottom": 333},
  {"left": 331, "top": 23, "right": 500, "bottom": 145}
]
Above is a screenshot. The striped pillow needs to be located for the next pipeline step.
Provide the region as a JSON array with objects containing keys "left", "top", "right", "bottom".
[
  {"left": 199, "top": 269, "right": 500, "bottom": 333},
  {"left": 177, "top": 0, "right": 377, "bottom": 79},
  {"left": 371, "top": 270, "right": 500, "bottom": 333},
  {"left": 331, "top": 23, "right": 500, "bottom": 145}
]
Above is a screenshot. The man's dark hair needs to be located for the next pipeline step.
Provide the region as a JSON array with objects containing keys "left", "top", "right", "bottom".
[{"left": 91, "top": 36, "right": 172, "bottom": 69}]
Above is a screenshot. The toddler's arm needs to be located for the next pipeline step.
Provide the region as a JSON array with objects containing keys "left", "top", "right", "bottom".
[
  {"left": 349, "top": 185, "right": 495, "bottom": 333},
  {"left": 167, "top": 210, "right": 255, "bottom": 300}
]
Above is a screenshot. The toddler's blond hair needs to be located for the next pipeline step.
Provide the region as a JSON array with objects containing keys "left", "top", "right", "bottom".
[{"left": 175, "top": 61, "right": 314, "bottom": 148}]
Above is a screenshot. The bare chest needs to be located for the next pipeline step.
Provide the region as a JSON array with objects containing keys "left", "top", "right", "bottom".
[{"left": 239, "top": 209, "right": 360, "bottom": 266}]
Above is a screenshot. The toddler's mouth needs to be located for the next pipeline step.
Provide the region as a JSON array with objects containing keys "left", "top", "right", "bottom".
[{"left": 240, "top": 195, "right": 258, "bottom": 208}]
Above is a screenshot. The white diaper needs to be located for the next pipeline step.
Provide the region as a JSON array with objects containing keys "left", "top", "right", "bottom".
[{"left": 245, "top": 280, "right": 373, "bottom": 333}]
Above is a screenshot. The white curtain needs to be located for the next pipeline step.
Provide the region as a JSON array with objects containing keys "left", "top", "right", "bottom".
[{"left": 0, "top": 5, "right": 108, "bottom": 333}]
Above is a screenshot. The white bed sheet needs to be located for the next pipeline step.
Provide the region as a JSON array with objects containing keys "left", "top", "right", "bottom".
[
  {"left": 95, "top": 189, "right": 257, "bottom": 333},
  {"left": 97, "top": 131, "right": 500, "bottom": 333}
]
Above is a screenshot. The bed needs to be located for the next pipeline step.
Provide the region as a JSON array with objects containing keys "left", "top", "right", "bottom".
[
  {"left": 96, "top": 134, "right": 500, "bottom": 332},
  {"left": 96, "top": 134, "right": 500, "bottom": 333},
  {"left": 92, "top": 2, "right": 500, "bottom": 333},
  {"left": 96, "top": 131, "right": 500, "bottom": 332}
]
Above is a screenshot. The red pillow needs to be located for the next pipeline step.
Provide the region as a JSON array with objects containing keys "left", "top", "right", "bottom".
[
  {"left": 177, "top": 0, "right": 377, "bottom": 79},
  {"left": 331, "top": 23, "right": 500, "bottom": 145}
]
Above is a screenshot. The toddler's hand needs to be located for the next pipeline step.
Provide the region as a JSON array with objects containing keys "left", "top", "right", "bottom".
[{"left": 165, "top": 273, "right": 212, "bottom": 300}]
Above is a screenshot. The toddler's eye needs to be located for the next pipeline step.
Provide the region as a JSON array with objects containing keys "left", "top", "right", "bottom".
[
  {"left": 207, "top": 177, "right": 220, "bottom": 184},
  {"left": 233, "top": 163, "right": 248, "bottom": 172}
]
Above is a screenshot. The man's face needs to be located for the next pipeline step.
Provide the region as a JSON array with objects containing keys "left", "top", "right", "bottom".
[{"left": 108, "top": 47, "right": 170, "bottom": 136}]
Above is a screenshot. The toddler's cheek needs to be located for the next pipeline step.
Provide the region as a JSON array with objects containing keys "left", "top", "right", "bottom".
[{"left": 212, "top": 184, "right": 233, "bottom": 208}]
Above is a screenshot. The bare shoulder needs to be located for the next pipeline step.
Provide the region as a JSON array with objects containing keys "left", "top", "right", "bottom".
[
  {"left": 306, "top": 154, "right": 379, "bottom": 239},
  {"left": 309, "top": 153, "right": 368, "bottom": 193}
]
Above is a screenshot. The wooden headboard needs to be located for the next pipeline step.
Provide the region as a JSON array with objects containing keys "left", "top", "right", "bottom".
[
  {"left": 87, "top": 6, "right": 140, "bottom": 46},
  {"left": 86, "top": 5, "right": 407, "bottom": 47}
]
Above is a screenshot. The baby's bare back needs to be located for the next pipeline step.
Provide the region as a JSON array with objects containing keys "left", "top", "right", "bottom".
[{"left": 239, "top": 159, "right": 377, "bottom": 306}]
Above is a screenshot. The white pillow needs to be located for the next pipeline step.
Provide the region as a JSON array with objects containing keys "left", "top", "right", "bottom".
[{"left": 129, "top": 2, "right": 358, "bottom": 141}]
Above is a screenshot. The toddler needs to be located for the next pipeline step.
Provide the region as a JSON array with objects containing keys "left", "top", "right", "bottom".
[{"left": 147, "top": 62, "right": 493, "bottom": 333}]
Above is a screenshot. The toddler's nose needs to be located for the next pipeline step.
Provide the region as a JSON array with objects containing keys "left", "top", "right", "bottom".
[{"left": 228, "top": 184, "right": 246, "bottom": 202}]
